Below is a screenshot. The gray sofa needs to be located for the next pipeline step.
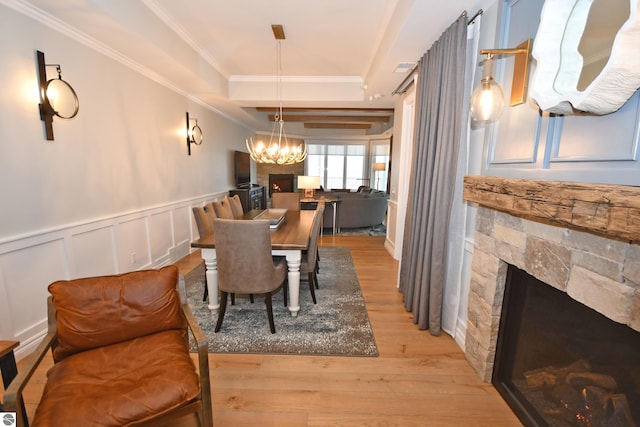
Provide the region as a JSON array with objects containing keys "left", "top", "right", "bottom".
[{"left": 316, "top": 189, "right": 387, "bottom": 230}]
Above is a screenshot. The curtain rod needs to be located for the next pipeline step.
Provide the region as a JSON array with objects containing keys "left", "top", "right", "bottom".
[
  {"left": 467, "top": 9, "right": 483, "bottom": 25},
  {"left": 392, "top": 9, "right": 483, "bottom": 95},
  {"left": 391, "top": 64, "right": 418, "bottom": 95}
]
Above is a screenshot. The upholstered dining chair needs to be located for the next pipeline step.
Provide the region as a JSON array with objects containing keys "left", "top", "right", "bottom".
[
  {"left": 193, "top": 202, "right": 217, "bottom": 236},
  {"left": 299, "top": 201, "right": 325, "bottom": 302},
  {"left": 213, "top": 196, "right": 235, "bottom": 219},
  {"left": 3, "top": 266, "right": 213, "bottom": 427},
  {"left": 213, "top": 218, "right": 287, "bottom": 334},
  {"left": 271, "top": 192, "right": 300, "bottom": 210},
  {"left": 229, "top": 194, "right": 245, "bottom": 218},
  {"left": 314, "top": 200, "right": 325, "bottom": 278},
  {"left": 192, "top": 203, "right": 217, "bottom": 301}
]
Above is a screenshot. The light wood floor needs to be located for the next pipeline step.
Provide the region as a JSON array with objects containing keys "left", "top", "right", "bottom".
[{"left": 12, "top": 235, "right": 521, "bottom": 426}]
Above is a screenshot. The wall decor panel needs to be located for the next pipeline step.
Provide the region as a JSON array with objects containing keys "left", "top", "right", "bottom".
[
  {"left": 174, "top": 205, "right": 193, "bottom": 246},
  {"left": 550, "top": 91, "right": 640, "bottom": 162},
  {"left": 487, "top": 0, "right": 546, "bottom": 166},
  {"left": 0, "top": 240, "right": 66, "bottom": 336},
  {"left": 115, "top": 217, "right": 150, "bottom": 272},
  {"left": 150, "top": 211, "right": 173, "bottom": 263},
  {"left": 71, "top": 226, "right": 117, "bottom": 278}
]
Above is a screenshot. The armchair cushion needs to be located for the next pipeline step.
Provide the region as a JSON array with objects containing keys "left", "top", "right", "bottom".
[
  {"left": 49, "top": 266, "right": 185, "bottom": 361},
  {"left": 33, "top": 330, "right": 200, "bottom": 426}
]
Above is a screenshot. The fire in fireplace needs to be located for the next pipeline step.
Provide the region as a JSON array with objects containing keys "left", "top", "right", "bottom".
[
  {"left": 268, "top": 174, "right": 294, "bottom": 196},
  {"left": 493, "top": 265, "right": 640, "bottom": 427}
]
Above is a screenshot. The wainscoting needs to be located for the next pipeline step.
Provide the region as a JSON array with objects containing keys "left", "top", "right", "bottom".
[{"left": 0, "top": 191, "right": 228, "bottom": 359}]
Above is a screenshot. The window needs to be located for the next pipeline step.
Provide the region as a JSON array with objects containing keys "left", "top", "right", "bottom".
[{"left": 307, "top": 143, "right": 366, "bottom": 190}]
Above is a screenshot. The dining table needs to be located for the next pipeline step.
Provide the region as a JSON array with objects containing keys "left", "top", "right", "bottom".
[{"left": 190, "top": 208, "right": 315, "bottom": 317}]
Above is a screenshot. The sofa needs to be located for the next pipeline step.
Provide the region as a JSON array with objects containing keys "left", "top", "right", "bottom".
[{"left": 316, "top": 188, "right": 387, "bottom": 230}]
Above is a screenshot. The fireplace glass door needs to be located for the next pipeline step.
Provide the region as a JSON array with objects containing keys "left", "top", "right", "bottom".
[{"left": 493, "top": 265, "right": 640, "bottom": 427}]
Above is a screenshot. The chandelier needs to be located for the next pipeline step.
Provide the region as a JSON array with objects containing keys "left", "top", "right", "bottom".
[{"left": 246, "top": 25, "right": 307, "bottom": 165}]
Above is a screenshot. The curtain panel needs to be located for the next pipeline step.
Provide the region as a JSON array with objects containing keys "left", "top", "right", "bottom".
[{"left": 398, "top": 15, "right": 467, "bottom": 335}]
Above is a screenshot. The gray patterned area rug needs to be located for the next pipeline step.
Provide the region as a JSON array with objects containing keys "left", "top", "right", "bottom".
[
  {"left": 335, "top": 223, "right": 386, "bottom": 236},
  {"left": 184, "top": 246, "right": 378, "bottom": 357}
]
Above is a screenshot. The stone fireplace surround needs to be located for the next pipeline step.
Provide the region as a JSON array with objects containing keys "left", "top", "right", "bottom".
[{"left": 463, "top": 176, "right": 640, "bottom": 382}]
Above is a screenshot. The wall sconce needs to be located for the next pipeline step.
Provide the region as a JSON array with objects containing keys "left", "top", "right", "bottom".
[
  {"left": 297, "top": 175, "right": 321, "bottom": 199},
  {"left": 185, "top": 112, "right": 203, "bottom": 155},
  {"left": 470, "top": 39, "right": 532, "bottom": 123},
  {"left": 36, "top": 50, "right": 79, "bottom": 141}
]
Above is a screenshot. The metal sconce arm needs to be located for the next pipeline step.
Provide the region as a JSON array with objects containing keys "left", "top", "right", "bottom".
[{"left": 480, "top": 39, "right": 532, "bottom": 106}]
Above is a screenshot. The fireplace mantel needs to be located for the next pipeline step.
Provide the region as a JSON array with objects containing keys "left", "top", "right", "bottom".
[{"left": 463, "top": 176, "right": 640, "bottom": 243}]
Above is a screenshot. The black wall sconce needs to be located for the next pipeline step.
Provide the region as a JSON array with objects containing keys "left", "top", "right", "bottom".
[
  {"left": 36, "top": 50, "right": 79, "bottom": 140},
  {"left": 185, "top": 112, "right": 203, "bottom": 155}
]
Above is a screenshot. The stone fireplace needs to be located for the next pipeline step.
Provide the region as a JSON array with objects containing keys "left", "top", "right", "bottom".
[{"left": 462, "top": 176, "right": 640, "bottom": 422}]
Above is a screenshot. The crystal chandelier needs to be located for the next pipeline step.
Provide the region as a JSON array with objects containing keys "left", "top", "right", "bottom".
[{"left": 246, "top": 25, "right": 307, "bottom": 165}]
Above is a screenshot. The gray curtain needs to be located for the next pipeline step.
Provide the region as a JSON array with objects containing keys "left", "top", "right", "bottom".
[{"left": 398, "top": 15, "right": 467, "bottom": 335}]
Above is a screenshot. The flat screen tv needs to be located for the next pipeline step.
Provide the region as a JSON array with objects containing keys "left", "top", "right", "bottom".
[{"left": 234, "top": 150, "right": 251, "bottom": 188}]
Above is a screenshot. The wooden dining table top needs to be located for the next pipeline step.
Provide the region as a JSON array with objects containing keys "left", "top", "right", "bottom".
[{"left": 190, "top": 209, "right": 315, "bottom": 251}]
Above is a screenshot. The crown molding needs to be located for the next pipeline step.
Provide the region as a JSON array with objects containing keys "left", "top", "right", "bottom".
[{"left": 0, "top": 0, "right": 250, "bottom": 130}]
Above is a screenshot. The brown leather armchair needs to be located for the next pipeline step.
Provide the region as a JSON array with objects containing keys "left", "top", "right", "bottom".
[{"left": 3, "top": 266, "right": 213, "bottom": 427}]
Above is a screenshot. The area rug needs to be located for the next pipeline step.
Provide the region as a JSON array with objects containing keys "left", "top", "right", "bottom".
[
  {"left": 336, "top": 223, "right": 386, "bottom": 236},
  {"left": 184, "top": 246, "right": 378, "bottom": 357}
]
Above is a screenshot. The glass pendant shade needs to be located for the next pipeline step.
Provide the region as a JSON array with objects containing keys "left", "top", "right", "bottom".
[
  {"left": 470, "top": 57, "right": 505, "bottom": 123},
  {"left": 45, "top": 78, "right": 79, "bottom": 119}
]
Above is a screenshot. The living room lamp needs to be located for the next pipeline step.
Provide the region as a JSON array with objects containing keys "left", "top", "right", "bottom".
[
  {"left": 245, "top": 24, "right": 307, "bottom": 165},
  {"left": 297, "top": 175, "right": 321, "bottom": 199},
  {"left": 185, "top": 112, "right": 203, "bottom": 156},
  {"left": 469, "top": 39, "right": 532, "bottom": 124},
  {"left": 373, "top": 162, "right": 386, "bottom": 190},
  {"left": 36, "top": 50, "right": 79, "bottom": 141}
]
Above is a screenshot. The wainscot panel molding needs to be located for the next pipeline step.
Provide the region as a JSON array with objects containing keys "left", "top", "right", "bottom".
[
  {"left": 384, "top": 199, "right": 397, "bottom": 258},
  {"left": 0, "top": 191, "right": 228, "bottom": 359}
]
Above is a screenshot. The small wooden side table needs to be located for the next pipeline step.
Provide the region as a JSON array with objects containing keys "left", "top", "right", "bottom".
[{"left": 1, "top": 340, "right": 28, "bottom": 423}]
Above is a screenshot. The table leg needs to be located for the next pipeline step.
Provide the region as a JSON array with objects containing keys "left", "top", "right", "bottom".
[
  {"left": 332, "top": 201, "right": 338, "bottom": 235},
  {"left": 284, "top": 250, "right": 301, "bottom": 317},
  {"left": 201, "top": 248, "right": 219, "bottom": 312}
]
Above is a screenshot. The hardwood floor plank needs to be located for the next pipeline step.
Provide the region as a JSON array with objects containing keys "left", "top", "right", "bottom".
[{"left": 10, "top": 235, "right": 521, "bottom": 426}]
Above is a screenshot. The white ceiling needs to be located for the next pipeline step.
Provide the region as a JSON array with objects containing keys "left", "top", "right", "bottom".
[{"left": 17, "top": 0, "right": 488, "bottom": 135}]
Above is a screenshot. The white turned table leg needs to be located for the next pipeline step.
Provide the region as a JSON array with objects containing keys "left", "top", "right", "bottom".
[
  {"left": 201, "top": 248, "right": 219, "bottom": 312},
  {"left": 284, "top": 250, "right": 301, "bottom": 317}
]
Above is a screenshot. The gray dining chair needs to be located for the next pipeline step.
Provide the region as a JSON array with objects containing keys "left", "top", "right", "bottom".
[
  {"left": 299, "top": 201, "right": 324, "bottom": 303},
  {"left": 192, "top": 203, "right": 217, "bottom": 301},
  {"left": 229, "top": 194, "right": 245, "bottom": 218},
  {"left": 213, "top": 219, "right": 287, "bottom": 334},
  {"left": 271, "top": 192, "right": 300, "bottom": 210},
  {"left": 213, "top": 197, "right": 235, "bottom": 219}
]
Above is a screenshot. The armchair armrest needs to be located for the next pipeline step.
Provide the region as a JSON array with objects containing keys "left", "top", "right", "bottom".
[
  {"left": 180, "top": 302, "right": 213, "bottom": 426},
  {"left": 3, "top": 298, "right": 57, "bottom": 427}
]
